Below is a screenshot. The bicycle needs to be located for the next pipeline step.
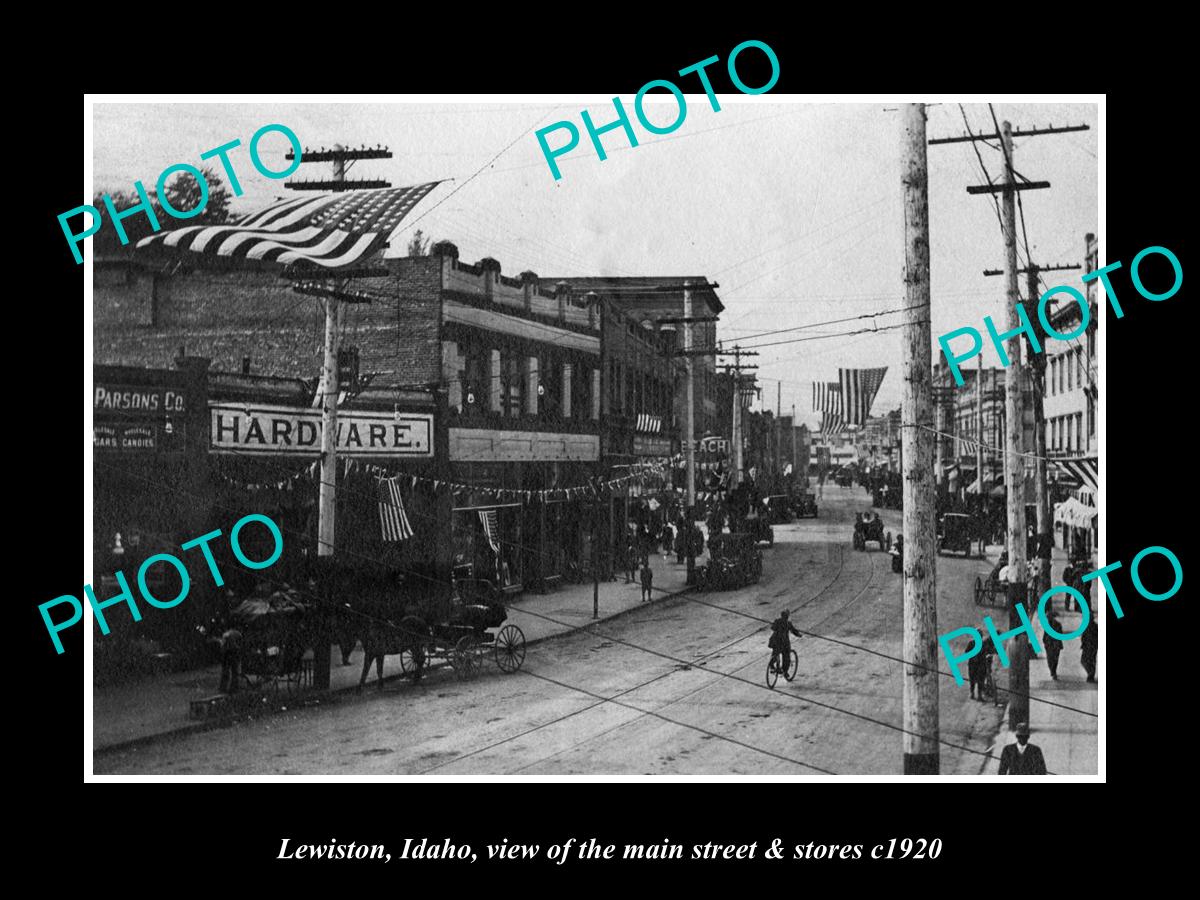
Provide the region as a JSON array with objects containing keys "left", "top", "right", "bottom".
[{"left": 766, "top": 647, "right": 799, "bottom": 688}]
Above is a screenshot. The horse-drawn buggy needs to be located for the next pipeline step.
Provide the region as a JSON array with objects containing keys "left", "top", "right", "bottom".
[
  {"left": 696, "top": 533, "right": 763, "bottom": 591},
  {"left": 229, "top": 585, "right": 317, "bottom": 695},
  {"left": 852, "top": 511, "right": 891, "bottom": 551},
  {"left": 974, "top": 554, "right": 1010, "bottom": 607},
  {"left": 330, "top": 562, "right": 527, "bottom": 689}
]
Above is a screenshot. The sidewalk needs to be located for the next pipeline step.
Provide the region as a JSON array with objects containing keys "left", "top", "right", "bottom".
[
  {"left": 980, "top": 605, "right": 1099, "bottom": 775},
  {"left": 93, "top": 554, "right": 693, "bottom": 753}
]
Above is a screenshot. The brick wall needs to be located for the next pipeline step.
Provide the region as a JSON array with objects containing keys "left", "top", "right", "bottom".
[{"left": 93, "top": 258, "right": 444, "bottom": 388}]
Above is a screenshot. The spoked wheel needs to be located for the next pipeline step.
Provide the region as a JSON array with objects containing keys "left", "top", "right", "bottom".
[
  {"left": 973, "top": 576, "right": 983, "bottom": 605},
  {"left": 493, "top": 624, "right": 526, "bottom": 673},
  {"left": 853, "top": 531, "right": 865, "bottom": 551},
  {"left": 784, "top": 649, "right": 799, "bottom": 682},
  {"left": 765, "top": 655, "right": 779, "bottom": 689},
  {"left": 397, "top": 615, "right": 430, "bottom": 683},
  {"left": 885, "top": 531, "right": 893, "bottom": 552},
  {"left": 451, "top": 635, "right": 483, "bottom": 680}
]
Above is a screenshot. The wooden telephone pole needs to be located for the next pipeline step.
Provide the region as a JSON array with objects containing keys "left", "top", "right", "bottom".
[
  {"left": 900, "top": 103, "right": 939, "bottom": 774},
  {"left": 931, "top": 110, "right": 1089, "bottom": 729},
  {"left": 285, "top": 144, "right": 394, "bottom": 690},
  {"left": 983, "top": 260, "right": 1080, "bottom": 606}
]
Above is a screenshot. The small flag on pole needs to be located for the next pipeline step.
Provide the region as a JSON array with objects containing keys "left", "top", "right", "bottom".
[{"left": 378, "top": 476, "right": 414, "bottom": 542}]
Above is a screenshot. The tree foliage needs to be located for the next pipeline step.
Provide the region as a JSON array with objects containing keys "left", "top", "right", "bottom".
[
  {"left": 90, "top": 165, "right": 233, "bottom": 257},
  {"left": 406, "top": 229, "right": 431, "bottom": 257}
]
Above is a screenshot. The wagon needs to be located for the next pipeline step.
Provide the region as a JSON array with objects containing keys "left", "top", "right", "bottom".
[
  {"left": 852, "top": 511, "right": 891, "bottom": 552},
  {"left": 744, "top": 513, "right": 775, "bottom": 547},
  {"left": 695, "top": 533, "right": 762, "bottom": 591},
  {"left": 938, "top": 513, "right": 974, "bottom": 557},
  {"left": 973, "top": 559, "right": 1009, "bottom": 607},
  {"left": 397, "top": 571, "right": 527, "bottom": 682}
]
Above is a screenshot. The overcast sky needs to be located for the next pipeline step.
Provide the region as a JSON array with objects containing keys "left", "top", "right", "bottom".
[{"left": 93, "top": 99, "right": 1098, "bottom": 428}]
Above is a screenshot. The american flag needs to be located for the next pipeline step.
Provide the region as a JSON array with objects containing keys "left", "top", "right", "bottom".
[
  {"left": 135, "top": 183, "right": 442, "bottom": 269},
  {"left": 812, "top": 381, "right": 842, "bottom": 414},
  {"left": 378, "top": 476, "right": 414, "bottom": 542},
  {"left": 839, "top": 367, "right": 888, "bottom": 426},
  {"left": 820, "top": 411, "right": 846, "bottom": 437},
  {"left": 479, "top": 509, "right": 501, "bottom": 554}
]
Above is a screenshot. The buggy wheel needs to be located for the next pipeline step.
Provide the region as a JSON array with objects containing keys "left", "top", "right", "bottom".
[
  {"left": 494, "top": 624, "right": 526, "bottom": 673},
  {"left": 765, "top": 655, "right": 779, "bottom": 689},
  {"left": 784, "top": 649, "right": 799, "bottom": 682},
  {"left": 853, "top": 531, "right": 865, "bottom": 551},
  {"left": 885, "top": 531, "right": 893, "bottom": 552},
  {"left": 452, "top": 635, "right": 482, "bottom": 680},
  {"left": 974, "top": 576, "right": 983, "bottom": 605}
]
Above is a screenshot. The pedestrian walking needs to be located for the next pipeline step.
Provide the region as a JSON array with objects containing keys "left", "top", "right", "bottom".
[
  {"left": 624, "top": 540, "right": 637, "bottom": 584},
  {"left": 967, "top": 639, "right": 988, "bottom": 700},
  {"left": 1043, "top": 613, "right": 1063, "bottom": 680},
  {"left": 998, "top": 722, "right": 1048, "bottom": 775},
  {"left": 660, "top": 523, "right": 674, "bottom": 563},
  {"left": 218, "top": 624, "right": 242, "bottom": 694},
  {"left": 1080, "top": 609, "right": 1098, "bottom": 683},
  {"left": 640, "top": 561, "right": 654, "bottom": 602}
]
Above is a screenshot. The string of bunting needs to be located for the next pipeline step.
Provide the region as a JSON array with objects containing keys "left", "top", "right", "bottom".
[{"left": 213, "top": 456, "right": 685, "bottom": 502}]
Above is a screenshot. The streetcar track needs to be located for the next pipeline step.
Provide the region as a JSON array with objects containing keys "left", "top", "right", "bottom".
[{"left": 418, "top": 540, "right": 854, "bottom": 774}]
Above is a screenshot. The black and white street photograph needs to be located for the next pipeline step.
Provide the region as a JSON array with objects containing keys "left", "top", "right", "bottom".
[{"left": 81, "top": 96, "right": 1101, "bottom": 777}]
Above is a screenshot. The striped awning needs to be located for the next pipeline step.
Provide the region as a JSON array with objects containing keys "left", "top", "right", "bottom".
[{"left": 1054, "top": 456, "right": 1098, "bottom": 491}]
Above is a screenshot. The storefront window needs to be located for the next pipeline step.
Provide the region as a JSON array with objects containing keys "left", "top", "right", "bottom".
[{"left": 501, "top": 351, "right": 523, "bottom": 417}]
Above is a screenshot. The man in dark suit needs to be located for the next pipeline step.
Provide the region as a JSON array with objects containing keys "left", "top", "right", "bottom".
[{"left": 998, "top": 723, "right": 1047, "bottom": 775}]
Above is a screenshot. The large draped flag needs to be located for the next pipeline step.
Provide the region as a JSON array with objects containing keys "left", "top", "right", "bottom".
[
  {"left": 812, "top": 380, "right": 842, "bottom": 414},
  {"left": 820, "top": 411, "right": 846, "bottom": 437},
  {"left": 838, "top": 367, "right": 888, "bottom": 426},
  {"left": 135, "top": 183, "right": 442, "bottom": 269}
]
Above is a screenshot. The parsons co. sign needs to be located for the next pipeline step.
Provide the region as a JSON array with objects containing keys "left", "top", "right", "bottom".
[{"left": 210, "top": 403, "right": 432, "bottom": 457}]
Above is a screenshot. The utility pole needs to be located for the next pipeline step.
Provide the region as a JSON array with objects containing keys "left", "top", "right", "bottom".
[
  {"left": 313, "top": 294, "right": 342, "bottom": 690},
  {"left": 984, "top": 259, "right": 1080, "bottom": 607},
  {"left": 732, "top": 346, "right": 742, "bottom": 487},
  {"left": 776, "top": 381, "right": 782, "bottom": 490},
  {"left": 998, "top": 120, "right": 1030, "bottom": 728},
  {"left": 900, "top": 103, "right": 939, "bottom": 775},
  {"left": 931, "top": 109, "right": 1088, "bottom": 731},
  {"left": 791, "top": 403, "right": 798, "bottom": 479},
  {"left": 683, "top": 282, "right": 696, "bottom": 585},
  {"left": 976, "top": 354, "right": 984, "bottom": 499}
]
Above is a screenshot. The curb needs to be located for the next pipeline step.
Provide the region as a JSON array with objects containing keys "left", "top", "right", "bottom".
[{"left": 94, "top": 581, "right": 697, "bottom": 760}]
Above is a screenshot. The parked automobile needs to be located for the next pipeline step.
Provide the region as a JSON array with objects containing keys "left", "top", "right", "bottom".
[
  {"left": 793, "top": 490, "right": 819, "bottom": 519},
  {"left": 937, "top": 512, "right": 974, "bottom": 556},
  {"left": 696, "top": 533, "right": 763, "bottom": 591}
]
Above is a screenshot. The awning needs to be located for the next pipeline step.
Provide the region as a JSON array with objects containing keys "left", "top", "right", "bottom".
[
  {"left": 1054, "top": 456, "right": 1098, "bottom": 492},
  {"left": 1054, "top": 497, "right": 1097, "bottom": 528}
]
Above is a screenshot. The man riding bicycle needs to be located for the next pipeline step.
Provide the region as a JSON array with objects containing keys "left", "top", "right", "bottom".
[{"left": 768, "top": 609, "right": 802, "bottom": 676}]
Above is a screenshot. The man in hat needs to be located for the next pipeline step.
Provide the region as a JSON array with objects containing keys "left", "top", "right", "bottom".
[
  {"left": 1043, "top": 613, "right": 1064, "bottom": 680},
  {"left": 998, "top": 723, "right": 1047, "bottom": 775},
  {"left": 768, "top": 609, "right": 802, "bottom": 678}
]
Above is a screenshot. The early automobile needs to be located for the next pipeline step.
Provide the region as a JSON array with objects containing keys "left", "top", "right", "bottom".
[
  {"left": 852, "top": 511, "right": 891, "bottom": 551},
  {"left": 696, "top": 533, "right": 763, "bottom": 591},
  {"left": 938, "top": 512, "right": 974, "bottom": 557},
  {"left": 793, "top": 490, "right": 819, "bottom": 519},
  {"left": 764, "top": 495, "right": 793, "bottom": 525}
]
